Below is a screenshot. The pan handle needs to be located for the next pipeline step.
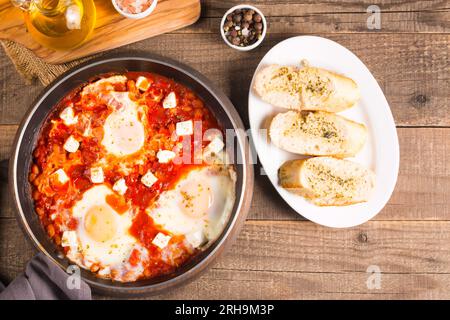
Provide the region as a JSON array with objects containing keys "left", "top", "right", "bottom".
[{"left": 0, "top": 159, "right": 8, "bottom": 183}]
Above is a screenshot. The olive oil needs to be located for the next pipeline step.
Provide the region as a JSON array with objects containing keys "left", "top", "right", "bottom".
[{"left": 13, "top": 0, "right": 96, "bottom": 50}]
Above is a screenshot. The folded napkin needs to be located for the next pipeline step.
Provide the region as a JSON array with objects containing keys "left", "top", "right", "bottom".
[{"left": 0, "top": 253, "right": 91, "bottom": 300}]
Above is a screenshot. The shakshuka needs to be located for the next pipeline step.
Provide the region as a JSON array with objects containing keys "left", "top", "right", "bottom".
[{"left": 29, "top": 73, "right": 236, "bottom": 282}]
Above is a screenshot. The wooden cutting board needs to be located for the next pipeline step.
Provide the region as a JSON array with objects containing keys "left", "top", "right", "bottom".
[{"left": 0, "top": 0, "right": 200, "bottom": 64}]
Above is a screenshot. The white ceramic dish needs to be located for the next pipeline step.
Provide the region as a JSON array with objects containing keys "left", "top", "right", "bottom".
[
  {"left": 248, "top": 36, "right": 399, "bottom": 228},
  {"left": 112, "top": 0, "right": 158, "bottom": 19},
  {"left": 220, "top": 4, "right": 267, "bottom": 51}
]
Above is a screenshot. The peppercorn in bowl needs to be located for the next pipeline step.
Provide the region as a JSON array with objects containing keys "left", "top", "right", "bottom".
[{"left": 220, "top": 5, "right": 267, "bottom": 51}]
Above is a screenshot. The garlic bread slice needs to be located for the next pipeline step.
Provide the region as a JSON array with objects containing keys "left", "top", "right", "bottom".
[{"left": 253, "top": 63, "right": 360, "bottom": 112}]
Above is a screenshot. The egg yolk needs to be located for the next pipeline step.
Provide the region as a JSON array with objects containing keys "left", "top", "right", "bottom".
[
  {"left": 84, "top": 205, "right": 117, "bottom": 242},
  {"left": 179, "top": 180, "right": 213, "bottom": 219}
]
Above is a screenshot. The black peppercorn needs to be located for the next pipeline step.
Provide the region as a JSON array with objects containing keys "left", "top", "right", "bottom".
[
  {"left": 233, "top": 14, "right": 242, "bottom": 23},
  {"left": 244, "top": 12, "right": 253, "bottom": 22},
  {"left": 223, "top": 7, "right": 265, "bottom": 48}
]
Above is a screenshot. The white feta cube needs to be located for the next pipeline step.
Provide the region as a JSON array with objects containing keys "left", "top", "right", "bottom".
[
  {"left": 162, "top": 92, "right": 177, "bottom": 109},
  {"left": 61, "top": 231, "right": 78, "bottom": 248},
  {"left": 141, "top": 170, "right": 158, "bottom": 188},
  {"left": 176, "top": 120, "right": 193, "bottom": 136},
  {"left": 53, "top": 168, "right": 69, "bottom": 184},
  {"left": 90, "top": 167, "right": 104, "bottom": 184},
  {"left": 204, "top": 136, "right": 224, "bottom": 155},
  {"left": 135, "top": 76, "right": 150, "bottom": 91},
  {"left": 157, "top": 150, "right": 176, "bottom": 163},
  {"left": 113, "top": 178, "right": 128, "bottom": 195},
  {"left": 152, "top": 232, "right": 171, "bottom": 249},
  {"left": 63, "top": 135, "right": 79, "bottom": 153},
  {"left": 60, "top": 106, "right": 78, "bottom": 126}
]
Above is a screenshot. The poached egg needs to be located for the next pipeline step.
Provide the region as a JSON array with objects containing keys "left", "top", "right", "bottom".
[{"left": 147, "top": 166, "right": 236, "bottom": 249}]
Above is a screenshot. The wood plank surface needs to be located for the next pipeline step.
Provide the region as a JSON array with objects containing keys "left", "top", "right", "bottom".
[
  {"left": 0, "top": 0, "right": 201, "bottom": 63},
  {"left": 0, "top": 126, "right": 448, "bottom": 221},
  {"left": 198, "top": 0, "right": 450, "bottom": 34},
  {"left": 183, "top": 14, "right": 450, "bottom": 34},
  {"left": 202, "top": 0, "right": 450, "bottom": 17},
  {"left": 0, "top": 33, "right": 449, "bottom": 126},
  {"left": 2, "top": 219, "right": 450, "bottom": 299}
]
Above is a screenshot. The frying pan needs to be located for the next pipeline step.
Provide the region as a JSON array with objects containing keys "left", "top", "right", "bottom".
[{"left": 5, "top": 54, "right": 254, "bottom": 296}]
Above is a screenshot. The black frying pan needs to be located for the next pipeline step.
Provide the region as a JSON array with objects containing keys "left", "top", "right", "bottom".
[{"left": 5, "top": 54, "right": 253, "bottom": 296}]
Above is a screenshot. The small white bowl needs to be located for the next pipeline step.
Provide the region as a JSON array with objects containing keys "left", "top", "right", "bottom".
[
  {"left": 112, "top": 0, "right": 158, "bottom": 20},
  {"left": 220, "top": 4, "right": 267, "bottom": 51}
]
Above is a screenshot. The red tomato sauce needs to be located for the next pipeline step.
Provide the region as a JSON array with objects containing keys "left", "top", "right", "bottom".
[{"left": 29, "top": 72, "right": 223, "bottom": 281}]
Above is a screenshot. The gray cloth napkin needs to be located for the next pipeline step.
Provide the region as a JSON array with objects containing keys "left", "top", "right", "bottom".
[{"left": 0, "top": 253, "right": 91, "bottom": 300}]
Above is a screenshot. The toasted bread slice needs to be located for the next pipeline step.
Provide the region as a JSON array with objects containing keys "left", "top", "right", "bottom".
[
  {"left": 279, "top": 157, "right": 375, "bottom": 206},
  {"left": 253, "top": 63, "right": 360, "bottom": 112},
  {"left": 270, "top": 111, "right": 367, "bottom": 158}
]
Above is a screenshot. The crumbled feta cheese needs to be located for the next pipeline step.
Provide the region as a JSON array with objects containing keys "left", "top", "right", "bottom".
[
  {"left": 152, "top": 232, "right": 171, "bottom": 249},
  {"left": 135, "top": 76, "right": 150, "bottom": 91},
  {"left": 60, "top": 106, "right": 78, "bottom": 126},
  {"left": 90, "top": 167, "right": 104, "bottom": 183},
  {"left": 157, "top": 150, "right": 176, "bottom": 163},
  {"left": 204, "top": 136, "right": 224, "bottom": 155},
  {"left": 141, "top": 170, "right": 158, "bottom": 188},
  {"left": 176, "top": 120, "right": 193, "bottom": 136},
  {"left": 113, "top": 178, "right": 128, "bottom": 195},
  {"left": 162, "top": 92, "right": 177, "bottom": 109},
  {"left": 53, "top": 168, "right": 69, "bottom": 184},
  {"left": 63, "top": 135, "right": 79, "bottom": 153},
  {"left": 61, "top": 231, "right": 78, "bottom": 247}
]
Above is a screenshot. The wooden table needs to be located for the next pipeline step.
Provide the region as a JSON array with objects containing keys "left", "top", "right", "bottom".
[{"left": 0, "top": 0, "right": 449, "bottom": 299}]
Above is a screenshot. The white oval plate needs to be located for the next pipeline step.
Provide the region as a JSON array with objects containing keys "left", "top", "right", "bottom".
[{"left": 248, "top": 36, "right": 399, "bottom": 228}]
